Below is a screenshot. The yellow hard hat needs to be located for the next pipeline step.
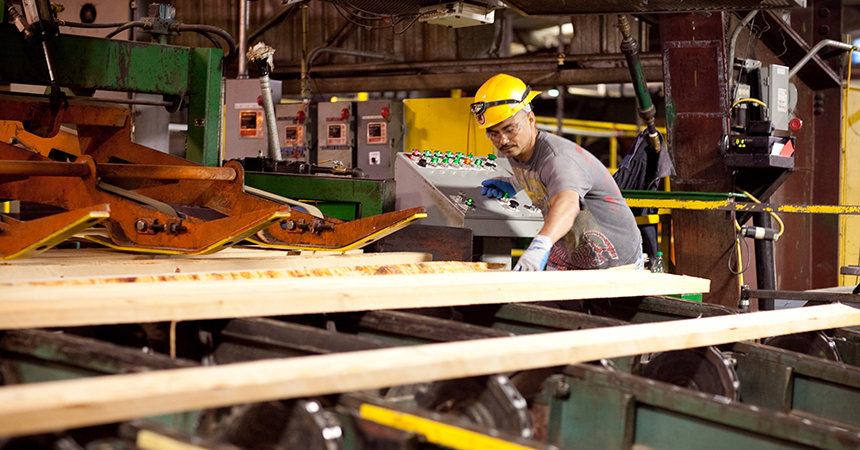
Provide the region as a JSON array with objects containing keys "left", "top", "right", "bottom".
[{"left": 471, "top": 74, "right": 541, "bottom": 129}]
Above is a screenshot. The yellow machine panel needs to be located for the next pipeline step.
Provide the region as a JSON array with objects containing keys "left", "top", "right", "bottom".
[
  {"left": 840, "top": 83, "right": 860, "bottom": 284},
  {"left": 403, "top": 97, "right": 496, "bottom": 157}
]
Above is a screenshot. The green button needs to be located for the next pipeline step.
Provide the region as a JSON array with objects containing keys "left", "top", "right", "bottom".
[{"left": 488, "top": 154, "right": 497, "bottom": 160}]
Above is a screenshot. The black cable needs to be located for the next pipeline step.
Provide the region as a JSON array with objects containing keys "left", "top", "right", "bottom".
[
  {"left": 728, "top": 230, "right": 751, "bottom": 275},
  {"left": 393, "top": 15, "right": 421, "bottom": 35},
  {"left": 332, "top": 2, "right": 396, "bottom": 30},
  {"left": 197, "top": 30, "right": 223, "bottom": 50},
  {"left": 105, "top": 21, "right": 145, "bottom": 39},
  {"left": 60, "top": 20, "right": 130, "bottom": 28},
  {"left": 332, "top": 0, "right": 420, "bottom": 31},
  {"left": 176, "top": 24, "right": 238, "bottom": 68}
]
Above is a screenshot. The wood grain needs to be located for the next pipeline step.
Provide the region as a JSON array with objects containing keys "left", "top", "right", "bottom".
[
  {"left": 0, "top": 249, "right": 433, "bottom": 281},
  {"left": 0, "top": 303, "right": 856, "bottom": 438},
  {"left": 0, "top": 270, "right": 709, "bottom": 329},
  {"left": 2, "top": 261, "right": 490, "bottom": 287}
]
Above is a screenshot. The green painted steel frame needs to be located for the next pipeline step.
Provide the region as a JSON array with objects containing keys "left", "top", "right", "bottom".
[
  {"left": 0, "top": 19, "right": 222, "bottom": 166},
  {"left": 545, "top": 364, "right": 860, "bottom": 450},
  {"left": 732, "top": 341, "right": 860, "bottom": 429},
  {"left": 244, "top": 172, "right": 396, "bottom": 220}
]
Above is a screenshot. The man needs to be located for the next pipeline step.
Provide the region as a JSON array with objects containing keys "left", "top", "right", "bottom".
[{"left": 472, "top": 73, "right": 643, "bottom": 271}]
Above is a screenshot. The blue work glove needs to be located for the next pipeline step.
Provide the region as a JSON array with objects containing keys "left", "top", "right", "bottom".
[
  {"left": 514, "top": 235, "right": 553, "bottom": 271},
  {"left": 481, "top": 178, "right": 517, "bottom": 199}
]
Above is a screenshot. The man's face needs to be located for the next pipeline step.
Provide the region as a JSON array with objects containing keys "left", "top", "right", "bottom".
[{"left": 485, "top": 111, "right": 534, "bottom": 161}]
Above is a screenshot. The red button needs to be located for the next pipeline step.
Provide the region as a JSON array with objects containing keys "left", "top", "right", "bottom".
[
  {"left": 341, "top": 108, "right": 350, "bottom": 120},
  {"left": 789, "top": 117, "right": 803, "bottom": 131},
  {"left": 381, "top": 107, "right": 390, "bottom": 119}
]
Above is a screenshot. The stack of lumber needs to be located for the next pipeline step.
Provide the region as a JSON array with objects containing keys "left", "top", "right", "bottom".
[{"left": 2, "top": 247, "right": 859, "bottom": 439}]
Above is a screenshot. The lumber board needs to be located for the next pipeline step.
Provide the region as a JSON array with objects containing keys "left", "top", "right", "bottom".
[
  {"left": 1, "top": 261, "right": 491, "bottom": 287},
  {"left": 0, "top": 303, "right": 856, "bottom": 438},
  {"left": 0, "top": 249, "right": 433, "bottom": 281},
  {"left": 0, "top": 270, "right": 710, "bottom": 329}
]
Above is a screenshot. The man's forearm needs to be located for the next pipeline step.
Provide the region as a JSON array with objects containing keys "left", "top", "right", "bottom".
[{"left": 538, "top": 190, "right": 580, "bottom": 243}]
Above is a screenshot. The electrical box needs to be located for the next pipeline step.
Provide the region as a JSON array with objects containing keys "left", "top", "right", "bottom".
[
  {"left": 224, "top": 79, "right": 282, "bottom": 160},
  {"left": 418, "top": 2, "right": 495, "bottom": 28},
  {"left": 55, "top": 1, "right": 130, "bottom": 38},
  {"left": 317, "top": 101, "right": 355, "bottom": 168},
  {"left": 275, "top": 103, "right": 317, "bottom": 164},
  {"left": 356, "top": 100, "right": 403, "bottom": 179},
  {"left": 760, "top": 64, "right": 792, "bottom": 132}
]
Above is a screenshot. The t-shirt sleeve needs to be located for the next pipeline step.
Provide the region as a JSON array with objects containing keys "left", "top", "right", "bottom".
[{"left": 540, "top": 146, "right": 596, "bottom": 200}]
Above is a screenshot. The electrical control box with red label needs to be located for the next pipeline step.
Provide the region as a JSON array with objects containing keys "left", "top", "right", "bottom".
[
  {"left": 224, "top": 79, "right": 282, "bottom": 160},
  {"left": 357, "top": 100, "right": 403, "bottom": 179},
  {"left": 275, "top": 102, "right": 317, "bottom": 163},
  {"left": 316, "top": 102, "right": 355, "bottom": 169}
]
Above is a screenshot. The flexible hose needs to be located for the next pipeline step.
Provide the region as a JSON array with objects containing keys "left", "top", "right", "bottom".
[
  {"left": 105, "top": 21, "right": 146, "bottom": 39},
  {"left": 60, "top": 20, "right": 130, "bottom": 28},
  {"left": 102, "top": 22, "right": 237, "bottom": 68},
  {"left": 176, "top": 24, "right": 238, "bottom": 68}
]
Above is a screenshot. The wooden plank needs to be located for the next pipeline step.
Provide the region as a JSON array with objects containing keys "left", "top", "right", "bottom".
[
  {"left": 0, "top": 271, "right": 710, "bottom": 330},
  {"left": 0, "top": 303, "right": 856, "bottom": 438},
  {"left": 1, "top": 261, "right": 491, "bottom": 287},
  {"left": 0, "top": 249, "right": 433, "bottom": 281}
]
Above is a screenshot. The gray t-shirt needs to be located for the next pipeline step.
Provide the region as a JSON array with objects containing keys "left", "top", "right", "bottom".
[{"left": 508, "top": 131, "right": 641, "bottom": 269}]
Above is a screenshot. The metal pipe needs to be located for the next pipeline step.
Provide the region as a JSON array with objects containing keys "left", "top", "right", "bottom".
[
  {"left": 743, "top": 289, "right": 860, "bottom": 303},
  {"left": 753, "top": 213, "right": 776, "bottom": 311},
  {"left": 0, "top": 160, "right": 90, "bottom": 177},
  {"left": 284, "top": 53, "right": 661, "bottom": 75},
  {"left": 248, "top": 5, "right": 296, "bottom": 43},
  {"left": 617, "top": 14, "right": 660, "bottom": 151},
  {"left": 308, "top": 48, "right": 403, "bottom": 68},
  {"left": 301, "top": 3, "right": 309, "bottom": 99},
  {"left": 727, "top": 10, "right": 758, "bottom": 76},
  {"left": 97, "top": 164, "right": 237, "bottom": 181},
  {"left": 248, "top": 43, "right": 282, "bottom": 161},
  {"left": 259, "top": 73, "right": 281, "bottom": 161},
  {"left": 788, "top": 38, "right": 856, "bottom": 79},
  {"left": 237, "top": 0, "right": 249, "bottom": 79}
]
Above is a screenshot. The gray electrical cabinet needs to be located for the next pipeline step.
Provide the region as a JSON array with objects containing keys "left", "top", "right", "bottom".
[
  {"left": 224, "top": 79, "right": 282, "bottom": 160},
  {"left": 275, "top": 103, "right": 317, "bottom": 164},
  {"left": 316, "top": 101, "right": 355, "bottom": 168},
  {"left": 760, "top": 64, "right": 791, "bottom": 132},
  {"left": 356, "top": 100, "right": 404, "bottom": 179}
]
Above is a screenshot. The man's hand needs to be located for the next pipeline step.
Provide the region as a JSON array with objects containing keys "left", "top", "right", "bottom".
[
  {"left": 481, "top": 179, "right": 517, "bottom": 199},
  {"left": 514, "top": 235, "right": 553, "bottom": 271}
]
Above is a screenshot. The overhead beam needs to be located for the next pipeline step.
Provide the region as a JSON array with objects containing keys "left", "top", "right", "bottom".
[
  {"left": 278, "top": 66, "right": 665, "bottom": 94},
  {"left": 0, "top": 303, "right": 856, "bottom": 437},
  {"left": 0, "top": 270, "right": 709, "bottom": 329}
]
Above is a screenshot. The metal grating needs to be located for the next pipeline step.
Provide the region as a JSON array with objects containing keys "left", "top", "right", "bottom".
[
  {"left": 330, "top": 0, "right": 501, "bottom": 16},
  {"left": 501, "top": 0, "right": 806, "bottom": 15}
]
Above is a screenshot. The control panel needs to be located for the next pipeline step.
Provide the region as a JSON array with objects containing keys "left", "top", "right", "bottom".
[
  {"left": 356, "top": 100, "right": 403, "bottom": 179},
  {"left": 224, "top": 79, "right": 282, "bottom": 160},
  {"left": 317, "top": 101, "right": 355, "bottom": 169},
  {"left": 275, "top": 102, "right": 317, "bottom": 164},
  {"left": 394, "top": 151, "right": 543, "bottom": 237}
]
